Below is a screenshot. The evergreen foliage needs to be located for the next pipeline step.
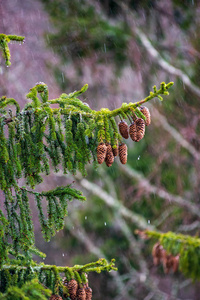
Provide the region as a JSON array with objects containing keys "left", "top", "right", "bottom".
[
  {"left": 3, "top": 32, "right": 195, "bottom": 299},
  {"left": 138, "top": 230, "right": 200, "bottom": 281}
]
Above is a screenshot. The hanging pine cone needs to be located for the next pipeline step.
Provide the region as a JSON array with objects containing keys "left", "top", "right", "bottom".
[
  {"left": 135, "top": 118, "right": 145, "bottom": 142},
  {"left": 105, "top": 144, "right": 114, "bottom": 167},
  {"left": 76, "top": 287, "right": 86, "bottom": 300},
  {"left": 129, "top": 122, "right": 137, "bottom": 141},
  {"left": 68, "top": 279, "right": 78, "bottom": 300},
  {"left": 118, "top": 143, "right": 127, "bottom": 164},
  {"left": 172, "top": 255, "right": 179, "bottom": 273},
  {"left": 152, "top": 242, "right": 164, "bottom": 266},
  {"left": 49, "top": 295, "right": 63, "bottom": 300},
  {"left": 85, "top": 286, "right": 92, "bottom": 300},
  {"left": 140, "top": 106, "right": 151, "bottom": 126},
  {"left": 97, "top": 142, "right": 107, "bottom": 164},
  {"left": 118, "top": 120, "right": 129, "bottom": 139},
  {"left": 162, "top": 252, "right": 174, "bottom": 274},
  {"left": 112, "top": 145, "right": 118, "bottom": 157}
]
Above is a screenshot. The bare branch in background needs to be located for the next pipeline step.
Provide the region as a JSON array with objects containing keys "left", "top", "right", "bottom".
[
  {"left": 118, "top": 164, "right": 200, "bottom": 218},
  {"left": 79, "top": 177, "right": 154, "bottom": 230},
  {"left": 66, "top": 212, "right": 132, "bottom": 300},
  {"left": 116, "top": 1, "right": 200, "bottom": 98},
  {"left": 151, "top": 105, "right": 200, "bottom": 161},
  {"left": 177, "top": 221, "right": 200, "bottom": 232}
]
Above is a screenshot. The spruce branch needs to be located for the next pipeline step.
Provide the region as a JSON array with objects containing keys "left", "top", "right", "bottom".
[
  {"left": 0, "top": 34, "right": 25, "bottom": 66},
  {"left": 137, "top": 230, "right": 200, "bottom": 280}
]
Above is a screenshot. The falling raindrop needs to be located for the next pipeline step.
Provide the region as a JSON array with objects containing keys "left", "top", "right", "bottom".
[
  {"left": 148, "top": 220, "right": 150, "bottom": 224},
  {"left": 104, "top": 222, "right": 107, "bottom": 226},
  {"left": 137, "top": 155, "right": 140, "bottom": 160},
  {"left": 62, "top": 253, "right": 65, "bottom": 257},
  {"left": 61, "top": 72, "right": 64, "bottom": 82},
  {"left": 85, "top": 216, "right": 87, "bottom": 220}
]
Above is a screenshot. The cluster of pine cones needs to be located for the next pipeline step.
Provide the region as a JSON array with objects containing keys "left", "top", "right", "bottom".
[
  {"left": 97, "top": 142, "right": 127, "bottom": 166},
  {"left": 152, "top": 242, "right": 179, "bottom": 274},
  {"left": 49, "top": 278, "right": 92, "bottom": 300},
  {"left": 118, "top": 106, "right": 151, "bottom": 142},
  {"left": 96, "top": 106, "right": 150, "bottom": 167}
]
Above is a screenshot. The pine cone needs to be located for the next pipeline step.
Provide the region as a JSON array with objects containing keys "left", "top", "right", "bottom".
[
  {"left": 162, "top": 252, "right": 174, "bottom": 274},
  {"left": 97, "top": 142, "right": 107, "bottom": 164},
  {"left": 129, "top": 122, "right": 137, "bottom": 141},
  {"left": 140, "top": 106, "right": 151, "bottom": 126},
  {"left": 172, "top": 255, "right": 179, "bottom": 273},
  {"left": 112, "top": 145, "right": 118, "bottom": 157},
  {"left": 135, "top": 118, "right": 145, "bottom": 142},
  {"left": 85, "top": 286, "right": 92, "bottom": 300},
  {"left": 118, "top": 120, "right": 129, "bottom": 139},
  {"left": 152, "top": 242, "right": 164, "bottom": 266},
  {"left": 76, "top": 287, "right": 86, "bottom": 300},
  {"left": 49, "top": 295, "right": 63, "bottom": 300},
  {"left": 118, "top": 143, "right": 127, "bottom": 164},
  {"left": 105, "top": 144, "right": 114, "bottom": 167},
  {"left": 68, "top": 279, "right": 78, "bottom": 300}
]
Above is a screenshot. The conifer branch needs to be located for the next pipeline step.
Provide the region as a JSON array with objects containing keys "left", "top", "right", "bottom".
[
  {"left": 137, "top": 230, "right": 200, "bottom": 280},
  {"left": 0, "top": 34, "right": 25, "bottom": 66}
]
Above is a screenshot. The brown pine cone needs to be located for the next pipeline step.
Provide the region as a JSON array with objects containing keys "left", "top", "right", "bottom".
[
  {"left": 162, "top": 252, "right": 174, "bottom": 274},
  {"left": 112, "top": 145, "right": 118, "bottom": 157},
  {"left": 172, "top": 255, "right": 179, "bottom": 273},
  {"left": 68, "top": 279, "right": 78, "bottom": 300},
  {"left": 135, "top": 118, "right": 145, "bottom": 142},
  {"left": 118, "top": 143, "right": 127, "bottom": 164},
  {"left": 85, "top": 286, "right": 92, "bottom": 300},
  {"left": 152, "top": 242, "right": 164, "bottom": 266},
  {"left": 105, "top": 144, "right": 114, "bottom": 167},
  {"left": 49, "top": 295, "right": 63, "bottom": 300},
  {"left": 140, "top": 106, "right": 151, "bottom": 126},
  {"left": 129, "top": 122, "right": 137, "bottom": 141},
  {"left": 76, "top": 287, "right": 86, "bottom": 300},
  {"left": 118, "top": 120, "right": 129, "bottom": 139},
  {"left": 97, "top": 142, "right": 107, "bottom": 164}
]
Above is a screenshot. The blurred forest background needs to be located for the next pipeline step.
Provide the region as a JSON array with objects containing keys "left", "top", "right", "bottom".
[{"left": 1, "top": 0, "right": 200, "bottom": 299}]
